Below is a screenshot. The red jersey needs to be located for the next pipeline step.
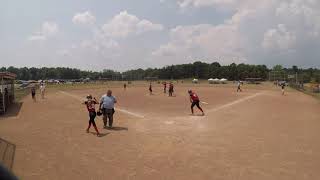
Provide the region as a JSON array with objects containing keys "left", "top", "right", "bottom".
[
  {"left": 85, "top": 100, "right": 97, "bottom": 112},
  {"left": 169, "top": 84, "right": 174, "bottom": 90},
  {"left": 190, "top": 93, "right": 199, "bottom": 101}
]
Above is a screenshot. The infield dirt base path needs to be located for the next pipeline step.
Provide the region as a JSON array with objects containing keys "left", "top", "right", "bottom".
[{"left": 0, "top": 84, "right": 320, "bottom": 180}]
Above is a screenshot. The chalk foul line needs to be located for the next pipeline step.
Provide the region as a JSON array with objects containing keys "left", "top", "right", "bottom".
[
  {"left": 207, "top": 92, "right": 264, "bottom": 113},
  {"left": 114, "top": 108, "right": 145, "bottom": 119},
  {"left": 59, "top": 91, "right": 84, "bottom": 101},
  {"left": 59, "top": 91, "right": 145, "bottom": 119}
]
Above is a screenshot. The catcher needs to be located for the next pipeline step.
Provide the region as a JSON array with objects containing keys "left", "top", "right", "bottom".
[{"left": 83, "top": 95, "right": 101, "bottom": 136}]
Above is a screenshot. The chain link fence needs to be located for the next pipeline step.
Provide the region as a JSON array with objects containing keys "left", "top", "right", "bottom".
[{"left": 0, "top": 138, "right": 16, "bottom": 170}]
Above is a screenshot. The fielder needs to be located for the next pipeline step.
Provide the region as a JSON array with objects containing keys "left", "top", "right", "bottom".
[
  {"left": 188, "top": 90, "right": 205, "bottom": 116},
  {"left": 163, "top": 82, "right": 167, "bottom": 93},
  {"left": 281, "top": 83, "right": 286, "bottom": 95},
  {"left": 237, "top": 80, "right": 242, "bottom": 92},
  {"left": 169, "top": 82, "right": 174, "bottom": 97},
  {"left": 40, "top": 83, "right": 46, "bottom": 99},
  {"left": 149, "top": 82, "right": 153, "bottom": 95},
  {"left": 31, "top": 86, "right": 36, "bottom": 102}
]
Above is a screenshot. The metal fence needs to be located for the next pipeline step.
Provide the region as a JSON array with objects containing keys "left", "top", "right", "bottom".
[
  {"left": 289, "top": 82, "right": 320, "bottom": 99},
  {"left": 0, "top": 138, "right": 16, "bottom": 170}
]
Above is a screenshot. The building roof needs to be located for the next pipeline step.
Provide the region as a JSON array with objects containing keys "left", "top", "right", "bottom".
[{"left": 0, "top": 72, "right": 17, "bottom": 79}]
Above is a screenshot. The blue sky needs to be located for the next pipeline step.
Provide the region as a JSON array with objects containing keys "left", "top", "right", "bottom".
[{"left": 1, "top": 0, "right": 320, "bottom": 71}]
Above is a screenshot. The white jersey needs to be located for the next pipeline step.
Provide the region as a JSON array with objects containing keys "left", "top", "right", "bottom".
[{"left": 40, "top": 85, "right": 46, "bottom": 92}]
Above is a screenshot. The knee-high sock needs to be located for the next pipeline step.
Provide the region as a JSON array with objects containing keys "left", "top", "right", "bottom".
[
  {"left": 93, "top": 125, "right": 100, "bottom": 134},
  {"left": 87, "top": 121, "right": 92, "bottom": 130}
]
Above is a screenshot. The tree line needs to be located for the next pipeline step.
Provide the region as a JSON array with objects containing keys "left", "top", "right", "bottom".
[
  {"left": 0, "top": 67, "right": 120, "bottom": 81},
  {"left": 122, "top": 62, "right": 269, "bottom": 81},
  {"left": 1, "top": 61, "right": 319, "bottom": 83}
]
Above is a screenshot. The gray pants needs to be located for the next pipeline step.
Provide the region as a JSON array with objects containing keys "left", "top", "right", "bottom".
[{"left": 102, "top": 108, "right": 114, "bottom": 127}]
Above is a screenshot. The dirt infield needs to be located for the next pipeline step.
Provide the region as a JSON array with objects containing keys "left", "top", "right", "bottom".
[{"left": 0, "top": 83, "right": 320, "bottom": 180}]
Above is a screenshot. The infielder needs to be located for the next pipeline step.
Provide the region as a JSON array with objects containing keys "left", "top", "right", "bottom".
[{"left": 188, "top": 90, "right": 205, "bottom": 116}]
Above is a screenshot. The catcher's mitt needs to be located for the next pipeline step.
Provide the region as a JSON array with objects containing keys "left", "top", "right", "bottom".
[{"left": 97, "top": 111, "right": 103, "bottom": 116}]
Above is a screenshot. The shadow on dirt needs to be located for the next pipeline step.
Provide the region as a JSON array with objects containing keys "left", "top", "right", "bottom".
[
  {"left": 0, "top": 102, "right": 23, "bottom": 119},
  {"left": 89, "top": 132, "right": 109, "bottom": 137},
  {"left": 106, "top": 126, "right": 128, "bottom": 131},
  {"left": 190, "top": 114, "right": 205, "bottom": 117}
]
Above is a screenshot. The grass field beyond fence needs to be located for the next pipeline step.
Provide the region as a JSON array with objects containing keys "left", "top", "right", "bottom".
[
  {"left": 15, "top": 87, "right": 30, "bottom": 102},
  {"left": 290, "top": 83, "right": 320, "bottom": 100}
]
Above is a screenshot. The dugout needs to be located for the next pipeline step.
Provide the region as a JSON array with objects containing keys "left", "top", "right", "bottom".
[{"left": 0, "top": 72, "right": 16, "bottom": 114}]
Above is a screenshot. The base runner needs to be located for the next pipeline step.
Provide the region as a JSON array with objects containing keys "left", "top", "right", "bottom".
[{"left": 188, "top": 90, "right": 205, "bottom": 116}]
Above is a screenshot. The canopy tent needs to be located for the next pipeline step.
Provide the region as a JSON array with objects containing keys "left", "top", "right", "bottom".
[{"left": 220, "top": 78, "right": 228, "bottom": 84}]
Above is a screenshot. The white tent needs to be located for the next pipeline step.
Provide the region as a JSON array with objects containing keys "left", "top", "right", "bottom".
[
  {"left": 220, "top": 78, "right": 228, "bottom": 84},
  {"left": 213, "top": 78, "right": 220, "bottom": 84}
]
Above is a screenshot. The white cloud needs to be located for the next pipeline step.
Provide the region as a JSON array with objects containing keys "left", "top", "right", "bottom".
[
  {"left": 101, "top": 11, "right": 164, "bottom": 38},
  {"left": 262, "top": 24, "right": 296, "bottom": 51},
  {"left": 72, "top": 11, "right": 96, "bottom": 25},
  {"left": 153, "top": 0, "right": 320, "bottom": 66},
  {"left": 275, "top": 0, "right": 320, "bottom": 38},
  {"left": 73, "top": 29, "right": 120, "bottom": 60},
  {"left": 178, "top": 0, "right": 235, "bottom": 8},
  {"left": 152, "top": 23, "right": 245, "bottom": 63},
  {"left": 177, "top": 0, "right": 274, "bottom": 10},
  {"left": 28, "top": 22, "right": 59, "bottom": 41},
  {"left": 28, "top": 35, "right": 46, "bottom": 41},
  {"left": 152, "top": 43, "right": 180, "bottom": 56},
  {"left": 80, "top": 38, "right": 119, "bottom": 51},
  {"left": 17, "top": 1, "right": 320, "bottom": 70},
  {"left": 57, "top": 49, "right": 71, "bottom": 57}
]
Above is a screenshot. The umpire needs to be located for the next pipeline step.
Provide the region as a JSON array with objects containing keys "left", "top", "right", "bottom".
[{"left": 99, "top": 90, "right": 117, "bottom": 128}]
